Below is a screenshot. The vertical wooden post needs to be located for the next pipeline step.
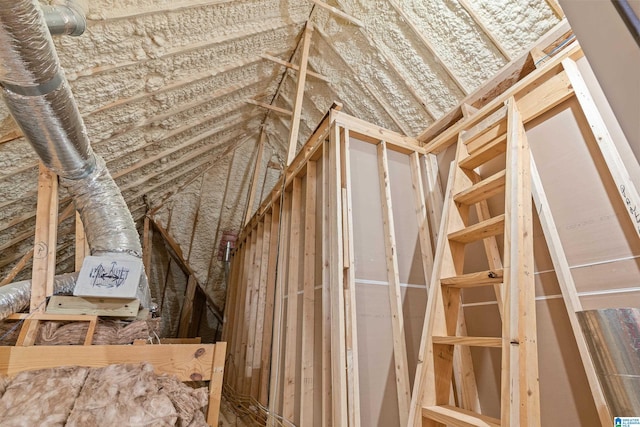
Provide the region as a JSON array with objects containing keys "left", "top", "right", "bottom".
[
  {"left": 75, "top": 212, "right": 89, "bottom": 271},
  {"left": 243, "top": 221, "right": 264, "bottom": 395},
  {"left": 377, "top": 140, "right": 411, "bottom": 426},
  {"left": 283, "top": 177, "right": 302, "bottom": 422},
  {"left": 244, "top": 129, "right": 266, "bottom": 226},
  {"left": 286, "top": 22, "right": 313, "bottom": 166},
  {"left": 321, "top": 139, "right": 333, "bottom": 427},
  {"left": 328, "top": 123, "right": 348, "bottom": 426},
  {"left": 142, "top": 216, "right": 152, "bottom": 275},
  {"left": 501, "top": 98, "right": 540, "bottom": 426},
  {"left": 238, "top": 230, "right": 258, "bottom": 392},
  {"left": 31, "top": 163, "right": 59, "bottom": 313},
  {"left": 300, "top": 161, "right": 317, "bottom": 426},
  {"left": 409, "top": 152, "right": 435, "bottom": 287},
  {"left": 178, "top": 275, "right": 197, "bottom": 338},
  {"left": 340, "top": 128, "right": 361, "bottom": 427},
  {"left": 207, "top": 341, "right": 227, "bottom": 427}
]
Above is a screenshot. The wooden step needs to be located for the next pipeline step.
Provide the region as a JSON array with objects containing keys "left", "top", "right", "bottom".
[
  {"left": 454, "top": 170, "right": 506, "bottom": 205},
  {"left": 422, "top": 405, "right": 501, "bottom": 427},
  {"left": 441, "top": 269, "right": 503, "bottom": 288},
  {"left": 432, "top": 336, "right": 502, "bottom": 348},
  {"left": 461, "top": 105, "right": 507, "bottom": 148},
  {"left": 459, "top": 137, "right": 507, "bottom": 170},
  {"left": 448, "top": 214, "right": 505, "bottom": 244}
]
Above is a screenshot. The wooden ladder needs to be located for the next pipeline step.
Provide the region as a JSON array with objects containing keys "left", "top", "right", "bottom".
[{"left": 414, "top": 97, "right": 540, "bottom": 426}]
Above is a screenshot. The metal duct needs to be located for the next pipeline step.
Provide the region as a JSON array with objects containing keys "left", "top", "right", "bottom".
[
  {"left": 0, "top": 0, "right": 151, "bottom": 308},
  {"left": 0, "top": 273, "right": 77, "bottom": 320},
  {"left": 577, "top": 308, "right": 640, "bottom": 417},
  {"left": 42, "top": 2, "right": 86, "bottom": 37}
]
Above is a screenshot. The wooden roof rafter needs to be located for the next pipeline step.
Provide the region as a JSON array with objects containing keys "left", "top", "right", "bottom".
[{"left": 456, "top": 0, "right": 512, "bottom": 61}]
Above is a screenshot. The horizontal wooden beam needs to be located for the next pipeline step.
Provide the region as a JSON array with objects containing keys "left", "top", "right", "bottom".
[
  {"left": 246, "top": 99, "right": 293, "bottom": 116},
  {"left": 260, "top": 53, "right": 330, "bottom": 82},
  {"left": 308, "top": 0, "right": 364, "bottom": 27}
]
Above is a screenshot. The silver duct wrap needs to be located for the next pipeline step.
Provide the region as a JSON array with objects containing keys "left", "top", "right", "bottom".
[
  {"left": 0, "top": 0, "right": 152, "bottom": 311},
  {"left": 42, "top": 3, "right": 86, "bottom": 37},
  {"left": 0, "top": 273, "right": 77, "bottom": 320}
]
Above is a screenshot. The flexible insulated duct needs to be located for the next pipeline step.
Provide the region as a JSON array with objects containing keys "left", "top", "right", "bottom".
[{"left": 0, "top": 0, "right": 151, "bottom": 317}]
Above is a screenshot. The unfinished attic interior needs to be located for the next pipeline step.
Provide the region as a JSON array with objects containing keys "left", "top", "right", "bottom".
[{"left": 0, "top": 0, "right": 639, "bottom": 425}]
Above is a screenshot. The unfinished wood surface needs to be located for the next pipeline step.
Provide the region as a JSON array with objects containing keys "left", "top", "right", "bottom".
[
  {"left": 457, "top": 0, "right": 512, "bottom": 61},
  {"left": 300, "top": 162, "right": 317, "bottom": 426},
  {"left": 178, "top": 275, "right": 198, "bottom": 337},
  {"left": 260, "top": 53, "right": 329, "bottom": 82},
  {"left": 238, "top": 230, "right": 258, "bottom": 394},
  {"left": 246, "top": 99, "right": 292, "bottom": 116},
  {"left": 341, "top": 129, "right": 361, "bottom": 427},
  {"left": 142, "top": 216, "right": 152, "bottom": 275},
  {"left": 75, "top": 212, "right": 89, "bottom": 272},
  {"left": 562, "top": 58, "right": 640, "bottom": 242},
  {"left": 244, "top": 130, "right": 266, "bottom": 226},
  {"left": 286, "top": 23, "right": 313, "bottom": 166},
  {"left": 31, "top": 163, "right": 59, "bottom": 313},
  {"left": 243, "top": 223, "right": 263, "bottom": 395},
  {"left": 409, "top": 152, "right": 435, "bottom": 287},
  {"left": 530, "top": 157, "right": 611, "bottom": 426},
  {"left": 283, "top": 177, "right": 302, "bottom": 422},
  {"left": 321, "top": 140, "right": 332, "bottom": 427},
  {"left": 377, "top": 140, "right": 411, "bottom": 426},
  {"left": 308, "top": 0, "right": 363, "bottom": 27},
  {"left": 207, "top": 341, "right": 227, "bottom": 427},
  {"left": 328, "top": 124, "right": 348, "bottom": 426},
  {"left": 501, "top": 97, "right": 539, "bottom": 425},
  {"left": 46, "top": 296, "right": 139, "bottom": 317}
]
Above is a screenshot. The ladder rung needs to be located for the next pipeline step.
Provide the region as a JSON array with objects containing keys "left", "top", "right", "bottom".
[
  {"left": 461, "top": 105, "right": 507, "bottom": 146},
  {"left": 454, "top": 170, "right": 506, "bottom": 205},
  {"left": 422, "top": 405, "right": 501, "bottom": 427},
  {"left": 448, "top": 214, "right": 505, "bottom": 244},
  {"left": 432, "top": 336, "right": 502, "bottom": 347},
  {"left": 441, "top": 269, "right": 503, "bottom": 288},
  {"left": 459, "top": 137, "right": 507, "bottom": 170}
]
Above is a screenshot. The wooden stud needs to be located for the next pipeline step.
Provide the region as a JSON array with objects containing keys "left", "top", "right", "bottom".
[
  {"left": 545, "top": 0, "right": 564, "bottom": 18},
  {"left": 178, "top": 275, "right": 198, "bottom": 337},
  {"left": 501, "top": 97, "right": 540, "bottom": 425},
  {"left": 247, "top": 99, "right": 293, "bottom": 116},
  {"left": 244, "top": 129, "right": 267, "bottom": 226},
  {"left": 530, "top": 157, "right": 611, "bottom": 426},
  {"left": 321, "top": 139, "right": 333, "bottom": 427},
  {"left": 286, "top": 23, "right": 313, "bottom": 166},
  {"left": 409, "top": 152, "right": 435, "bottom": 287},
  {"left": 237, "top": 229, "right": 258, "bottom": 392},
  {"left": 283, "top": 177, "right": 302, "bottom": 422},
  {"left": 377, "top": 140, "right": 411, "bottom": 426},
  {"left": 74, "top": 212, "right": 89, "bottom": 271},
  {"left": 308, "top": 0, "right": 364, "bottom": 27},
  {"left": 563, "top": 58, "right": 640, "bottom": 241},
  {"left": 207, "top": 341, "right": 227, "bottom": 427},
  {"left": 300, "top": 162, "right": 317, "bottom": 426},
  {"left": 142, "top": 216, "right": 152, "bottom": 275},
  {"left": 243, "top": 221, "right": 264, "bottom": 395},
  {"left": 0, "top": 249, "right": 34, "bottom": 287},
  {"left": 31, "top": 163, "right": 59, "bottom": 313},
  {"left": 340, "top": 129, "right": 362, "bottom": 427}
]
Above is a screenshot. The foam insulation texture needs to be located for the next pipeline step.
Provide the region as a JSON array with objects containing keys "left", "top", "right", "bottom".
[{"left": 0, "top": 0, "right": 558, "bottom": 334}]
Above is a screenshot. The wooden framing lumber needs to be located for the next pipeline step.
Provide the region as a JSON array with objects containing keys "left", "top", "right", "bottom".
[
  {"left": 409, "top": 152, "right": 435, "bottom": 287},
  {"left": 244, "top": 129, "right": 266, "bottom": 226},
  {"left": 260, "top": 53, "right": 329, "bottom": 82},
  {"left": 376, "top": 140, "right": 411, "bottom": 426},
  {"left": 247, "top": 99, "right": 293, "bottom": 116},
  {"left": 142, "top": 216, "right": 152, "bottom": 274},
  {"left": 300, "top": 161, "right": 317, "bottom": 426},
  {"left": 31, "top": 163, "right": 59, "bottom": 313},
  {"left": 286, "top": 22, "right": 313, "bottom": 166},
  {"left": 238, "top": 229, "right": 258, "bottom": 393},
  {"left": 501, "top": 97, "right": 540, "bottom": 425},
  {"left": 457, "top": 0, "right": 512, "bottom": 60},
  {"left": 243, "top": 222, "right": 263, "bottom": 395},
  {"left": 74, "top": 212, "right": 89, "bottom": 271},
  {"left": 178, "top": 275, "right": 198, "bottom": 337},
  {"left": 321, "top": 140, "right": 332, "bottom": 427},
  {"left": 530, "top": 157, "right": 611, "bottom": 426}
]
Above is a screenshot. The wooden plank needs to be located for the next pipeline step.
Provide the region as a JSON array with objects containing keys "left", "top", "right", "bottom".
[
  {"left": 377, "top": 140, "right": 411, "bottom": 426},
  {"left": 247, "top": 98, "right": 292, "bottom": 116},
  {"left": 455, "top": 170, "right": 506, "bottom": 206},
  {"left": 501, "top": 97, "right": 539, "bottom": 425},
  {"left": 461, "top": 105, "right": 507, "bottom": 145},
  {"left": 431, "top": 336, "right": 502, "bottom": 347},
  {"left": 308, "top": 0, "right": 364, "bottom": 27},
  {"left": 441, "top": 269, "right": 503, "bottom": 287},
  {"left": 388, "top": 0, "right": 469, "bottom": 95},
  {"left": 250, "top": 217, "right": 270, "bottom": 399},
  {"left": 422, "top": 405, "right": 500, "bottom": 427},
  {"left": 545, "top": 0, "right": 564, "bottom": 18},
  {"left": 260, "top": 53, "right": 329, "bottom": 82},
  {"left": 238, "top": 229, "right": 258, "bottom": 393},
  {"left": 46, "top": 296, "right": 139, "bottom": 317},
  {"left": 0, "top": 249, "right": 34, "bottom": 287},
  {"left": 84, "top": 317, "right": 97, "bottom": 345},
  {"left": 31, "top": 163, "right": 59, "bottom": 313},
  {"left": 244, "top": 129, "right": 266, "bottom": 226},
  {"left": 0, "top": 344, "right": 220, "bottom": 381},
  {"left": 15, "top": 320, "right": 40, "bottom": 346},
  {"left": 328, "top": 123, "right": 348, "bottom": 426},
  {"left": 300, "top": 162, "right": 317, "bottom": 426},
  {"left": 321, "top": 140, "right": 332, "bottom": 427},
  {"left": 286, "top": 22, "right": 313, "bottom": 166},
  {"left": 448, "top": 214, "right": 505, "bottom": 243},
  {"left": 563, "top": 58, "right": 640, "bottom": 241},
  {"left": 259, "top": 210, "right": 279, "bottom": 406},
  {"left": 423, "top": 154, "right": 444, "bottom": 247},
  {"left": 283, "top": 177, "right": 302, "bottom": 422},
  {"left": 530, "top": 157, "right": 612, "bottom": 426},
  {"left": 75, "top": 212, "right": 89, "bottom": 271},
  {"left": 207, "top": 341, "right": 227, "bottom": 427},
  {"left": 142, "top": 216, "right": 152, "bottom": 275},
  {"left": 243, "top": 221, "right": 264, "bottom": 396},
  {"left": 178, "top": 275, "right": 198, "bottom": 337},
  {"left": 227, "top": 238, "right": 247, "bottom": 388},
  {"left": 409, "top": 152, "right": 435, "bottom": 287}
]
